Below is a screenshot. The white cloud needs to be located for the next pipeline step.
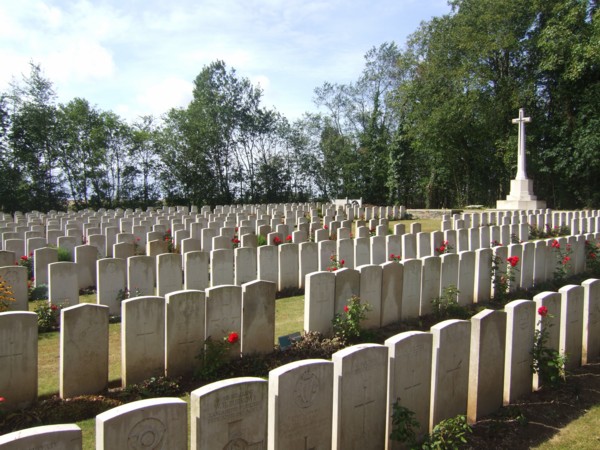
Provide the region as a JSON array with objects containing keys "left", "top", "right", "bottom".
[
  {"left": 1, "top": 0, "right": 453, "bottom": 122},
  {"left": 136, "top": 76, "right": 194, "bottom": 116},
  {"left": 43, "top": 40, "right": 116, "bottom": 84}
]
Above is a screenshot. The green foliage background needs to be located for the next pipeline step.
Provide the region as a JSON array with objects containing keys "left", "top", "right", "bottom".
[{"left": 1, "top": 0, "right": 598, "bottom": 211}]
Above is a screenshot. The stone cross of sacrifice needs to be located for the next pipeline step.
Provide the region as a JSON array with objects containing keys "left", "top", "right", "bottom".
[{"left": 512, "top": 108, "right": 531, "bottom": 180}]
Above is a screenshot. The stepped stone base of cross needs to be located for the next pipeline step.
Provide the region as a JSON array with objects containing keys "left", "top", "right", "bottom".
[{"left": 496, "top": 179, "right": 546, "bottom": 210}]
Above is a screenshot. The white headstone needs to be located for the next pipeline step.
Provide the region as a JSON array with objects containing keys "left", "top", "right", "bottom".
[
  {"left": 191, "top": 377, "right": 267, "bottom": 450},
  {"left": 96, "top": 398, "right": 187, "bottom": 450},
  {"left": 121, "top": 296, "right": 165, "bottom": 386},
  {"left": 165, "top": 290, "right": 205, "bottom": 378},
  {"left": 60, "top": 303, "right": 109, "bottom": 398},
  {"left": 268, "top": 359, "right": 334, "bottom": 450},
  {"left": 332, "top": 344, "right": 388, "bottom": 450}
]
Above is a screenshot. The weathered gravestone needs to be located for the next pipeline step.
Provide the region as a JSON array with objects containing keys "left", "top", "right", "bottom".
[
  {"left": 121, "top": 296, "right": 165, "bottom": 386},
  {"left": 430, "top": 319, "right": 471, "bottom": 431},
  {"left": 559, "top": 285, "right": 584, "bottom": 370},
  {"left": 205, "top": 285, "right": 242, "bottom": 358},
  {"left": 278, "top": 243, "right": 298, "bottom": 291},
  {"left": 467, "top": 309, "right": 506, "bottom": 424},
  {"left": 385, "top": 331, "right": 432, "bottom": 448},
  {"left": 165, "top": 290, "right": 205, "bottom": 378},
  {"left": 0, "top": 312, "right": 37, "bottom": 411},
  {"left": 0, "top": 424, "right": 82, "bottom": 450},
  {"left": 304, "top": 271, "right": 335, "bottom": 335},
  {"left": 257, "top": 245, "right": 278, "bottom": 285},
  {"left": 60, "top": 304, "right": 109, "bottom": 398},
  {"left": 34, "top": 247, "right": 58, "bottom": 288},
  {"left": 241, "top": 280, "right": 276, "bottom": 355},
  {"left": 532, "top": 292, "right": 561, "bottom": 389},
  {"left": 0, "top": 265, "right": 27, "bottom": 311},
  {"left": 96, "top": 398, "right": 187, "bottom": 450},
  {"left": 184, "top": 251, "right": 209, "bottom": 291},
  {"left": 49, "top": 262, "right": 79, "bottom": 307},
  {"left": 582, "top": 279, "right": 600, "bottom": 365},
  {"left": 334, "top": 268, "right": 360, "bottom": 316},
  {"left": 332, "top": 344, "right": 387, "bottom": 450},
  {"left": 235, "top": 247, "right": 257, "bottom": 286},
  {"left": 127, "top": 256, "right": 155, "bottom": 296},
  {"left": 268, "top": 359, "right": 334, "bottom": 450},
  {"left": 503, "top": 300, "right": 535, "bottom": 404},
  {"left": 96, "top": 258, "right": 127, "bottom": 315},
  {"left": 191, "top": 377, "right": 267, "bottom": 450},
  {"left": 156, "top": 253, "right": 182, "bottom": 297},
  {"left": 358, "top": 264, "right": 382, "bottom": 329},
  {"left": 211, "top": 249, "right": 234, "bottom": 287}
]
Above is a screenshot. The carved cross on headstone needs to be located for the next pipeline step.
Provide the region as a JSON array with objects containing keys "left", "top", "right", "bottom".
[
  {"left": 512, "top": 108, "right": 532, "bottom": 181},
  {"left": 354, "top": 385, "right": 375, "bottom": 434}
]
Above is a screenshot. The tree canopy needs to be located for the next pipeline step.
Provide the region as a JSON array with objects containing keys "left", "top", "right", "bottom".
[{"left": 1, "top": 0, "right": 598, "bottom": 212}]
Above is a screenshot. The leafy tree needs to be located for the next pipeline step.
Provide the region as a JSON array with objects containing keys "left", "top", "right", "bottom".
[
  {"left": 56, "top": 98, "right": 108, "bottom": 209},
  {"left": 7, "top": 63, "right": 67, "bottom": 211},
  {"left": 130, "top": 115, "right": 161, "bottom": 208}
]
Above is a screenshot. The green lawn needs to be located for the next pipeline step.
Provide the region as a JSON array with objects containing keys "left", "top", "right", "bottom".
[
  {"left": 26, "top": 288, "right": 600, "bottom": 450},
  {"left": 534, "top": 404, "right": 600, "bottom": 449}
]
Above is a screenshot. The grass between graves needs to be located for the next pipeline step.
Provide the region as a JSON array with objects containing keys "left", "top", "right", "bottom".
[
  {"left": 32, "top": 294, "right": 305, "bottom": 448},
  {"left": 19, "top": 290, "right": 600, "bottom": 449},
  {"left": 535, "top": 404, "right": 600, "bottom": 450}
]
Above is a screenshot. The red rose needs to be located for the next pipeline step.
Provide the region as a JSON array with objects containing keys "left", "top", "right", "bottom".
[
  {"left": 344, "top": 305, "right": 349, "bottom": 313},
  {"left": 340, "top": 259, "right": 345, "bottom": 266},
  {"left": 227, "top": 332, "right": 239, "bottom": 344},
  {"left": 538, "top": 306, "right": 548, "bottom": 317},
  {"left": 507, "top": 256, "right": 519, "bottom": 267},
  {"left": 551, "top": 240, "right": 560, "bottom": 249},
  {"left": 286, "top": 235, "right": 292, "bottom": 242},
  {"left": 20, "top": 255, "right": 28, "bottom": 261},
  {"left": 51, "top": 304, "right": 58, "bottom": 311}
]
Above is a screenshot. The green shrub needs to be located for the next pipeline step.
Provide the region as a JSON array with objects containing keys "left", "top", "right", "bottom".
[
  {"left": 423, "top": 415, "right": 472, "bottom": 449},
  {"left": 57, "top": 247, "right": 72, "bottom": 262},
  {"left": 431, "top": 285, "right": 470, "bottom": 320}
]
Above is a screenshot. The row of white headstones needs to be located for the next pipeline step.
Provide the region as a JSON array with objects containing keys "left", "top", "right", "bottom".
[
  {"left": 0, "top": 206, "right": 598, "bottom": 316},
  {"left": 0, "top": 279, "right": 599, "bottom": 449},
  {"left": 0, "top": 205, "right": 599, "bottom": 448}
]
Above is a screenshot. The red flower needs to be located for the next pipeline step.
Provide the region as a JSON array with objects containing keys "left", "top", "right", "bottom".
[
  {"left": 438, "top": 245, "right": 446, "bottom": 253},
  {"left": 232, "top": 237, "right": 240, "bottom": 244},
  {"left": 0, "top": 397, "right": 4, "bottom": 402},
  {"left": 562, "top": 256, "right": 571, "bottom": 265},
  {"left": 551, "top": 240, "right": 560, "bottom": 249},
  {"left": 390, "top": 253, "right": 395, "bottom": 259},
  {"left": 344, "top": 305, "right": 349, "bottom": 313},
  {"left": 273, "top": 236, "right": 282, "bottom": 245},
  {"left": 20, "top": 255, "right": 28, "bottom": 261},
  {"left": 286, "top": 235, "right": 292, "bottom": 242},
  {"left": 340, "top": 259, "right": 345, "bottom": 266},
  {"left": 507, "top": 256, "right": 520, "bottom": 267},
  {"left": 227, "top": 332, "right": 239, "bottom": 344},
  {"left": 50, "top": 304, "right": 58, "bottom": 311},
  {"left": 324, "top": 224, "right": 328, "bottom": 230},
  {"left": 538, "top": 306, "right": 548, "bottom": 317}
]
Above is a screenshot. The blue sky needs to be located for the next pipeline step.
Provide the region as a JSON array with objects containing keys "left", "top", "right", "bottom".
[{"left": 1, "top": 0, "right": 451, "bottom": 123}]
